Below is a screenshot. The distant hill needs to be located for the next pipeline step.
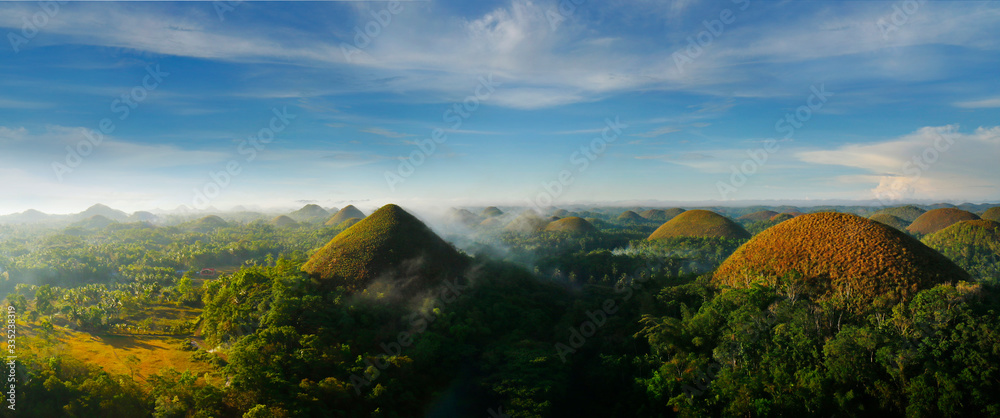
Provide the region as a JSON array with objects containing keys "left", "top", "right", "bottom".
[
  {"left": 504, "top": 211, "right": 549, "bottom": 233},
  {"left": 769, "top": 213, "right": 795, "bottom": 223},
  {"left": 640, "top": 208, "right": 686, "bottom": 222},
  {"left": 288, "top": 204, "right": 330, "bottom": 223},
  {"left": 982, "top": 207, "right": 1000, "bottom": 222},
  {"left": 715, "top": 212, "right": 968, "bottom": 311},
  {"left": 737, "top": 210, "right": 779, "bottom": 223},
  {"left": 71, "top": 214, "right": 116, "bottom": 229},
  {"left": 544, "top": 217, "right": 597, "bottom": 234},
  {"left": 868, "top": 213, "right": 910, "bottom": 231},
  {"left": 129, "top": 211, "right": 159, "bottom": 223},
  {"left": 648, "top": 210, "right": 749, "bottom": 240},
  {"left": 482, "top": 206, "right": 504, "bottom": 217},
  {"left": 302, "top": 204, "right": 467, "bottom": 292},
  {"left": 552, "top": 209, "right": 570, "bottom": 217},
  {"left": 269, "top": 215, "right": 299, "bottom": 228},
  {"left": 0, "top": 209, "right": 51, "bottom": 224},
  {"left": 325, "top": 205, "right": 366, "bottom": 226},
  {"left": 907, "top": 208, "right": 980, "bottom": 235},
  {"left": 184, "top": 215, "right": 229, "bottom": 232},
  {"left": 617, "top": 210, "right": 645, "bottom": 223},
  {"left": 447, "top": 208, "right": 484, "bottom": 228},
  {"left": 869, "top": 205, "right": 926, "bottom": 223},
  {"left": 76, "top": 204, "right": 129, "bottom": 222}
]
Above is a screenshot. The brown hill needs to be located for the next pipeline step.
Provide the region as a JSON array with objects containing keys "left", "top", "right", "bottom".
[
  {"left": 648, "top": 210, "right": 749, "bottom": 240},
  {"left": 906, "top": 208, "right": 980, "bottom": 235},
  {"left": 325, "top": 205, "right": 366, "bottom": 226},
  {"left": 982, "top": 207, "right": 1000, "bottom": 222},
  {"left": 544, "top": 217, "right": 598, "bottom": 235},
  {"left": 504, "top": 211, "right": 549, "bottom": 233},
  {"left": 738, "top": 210, "right": 779, "bottom": 223},
  {"left": 640, "top": 208, "right": 686, "bottom": 222},
  {"left": 302, "top": 204, "right": 467, "bottom": 292},
  {"left": 769, "top": 213, "right": 795, "bottom": 223},
  {"left": 868, "top": 213, "right": 910, "bottom": 231},
  {"left": 617, "top": 210, "right": 645, "bottom": 222},
  {"left": 714, "top": 212, "right": 968, "bottom": 310}
]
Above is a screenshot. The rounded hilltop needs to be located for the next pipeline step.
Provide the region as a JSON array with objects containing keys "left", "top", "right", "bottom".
[
  {"left": 714, "top": 212, "right": 968, "bottom": 310},
  {"left": 288, "top": 204, "right": 330, "bottom": 223},
  {"left": 869, "top": 205, "right": 926, "bottom": 223},
  {"left": 482, "top": 206, "right": 504, "bottom": 218},
  {"left": 617, "top": 210, "right": 645, "bottom": 222},
  {"left": 544, "top": 217, "right": 597, "bottom": 234},
  {"left": 640, "top": 208, "right": 686, "bottom": 222},
  {"left": 302, "top": 204, "right": 467, "bottom": 292},
  {"left": 648, "top": 210, "right": 749, "bottom": 240},
  {"left": 737, "top": 210, "right": 779, "bottom": 223},
  {"left": 906, "top": 208, "right": 979, "bottom": 235},
  {"left": 269, "top": 215, "right": 298, "bottom": 228},
  {"left": 504, "top": 211, "right": 549, "bottom": 233},
  {"left": 868, "top": 213, "right": 910, "bottom": 231},
  {"left": 923, "top": 219, "right": 1000, "bottom": 253},
  {"left": 981, "top": 207, "right": 1000, "bottom": 222},
  {"left": 325, "top": 205, "right": 366, "bottom": 226}
]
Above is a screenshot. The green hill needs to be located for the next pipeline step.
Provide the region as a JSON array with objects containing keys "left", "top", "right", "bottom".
[
  {"left": 640, "top": 208, "right": 686, "bottom": 222},
  {"left": 71, "top": 214, "right": 116, "bottom": 230},
  {"left": 982, "top": 207, "right": 1000, "bottom": 222},
  {"left": 906, "top": 208, "right": 980, "bottom": 235},
  {"left": 769, "top": 213, "right": 795, "bottom": 223},
  {"left": 504, "top": 211, "right": 549, "bottom": 233},
  {"left": 552, "top": 209, "right": 570, "bottom": 217},
  {"left": 336, "top": 217, "right": 362, "bottom": 230},
  {"left": 325, "top": 205, "right": 366, "bottom": 226},
  {"left": 738, "top": 210, "right": 779, "bottom": 223},
  {"left": 617, "top": 210, "right": 645, "bottom": 223},
  {"left": 714, "top": 212, "right": 968, "bottom": 311},
  {"left": 302, "top": 204, "right": 467, "bottom": 292},
  {"left": 288, "top": 204, "right": 330, "bottom": 223},
  {"left": 648, "top": 210, "right": 749, "bottom": 240},
  {"left": 868, "top": 213, "right": 910, "bottom": 231},
  {"left": 269, "top": 215, "right": 299, "bottom": 228},
  {"left": 482, "top": 206, "right": 504, "bottom": 217},
  {"left": 544, "top": 217, "right": 598, "bottom": 235},
  {"left": 184, "top": 215, "right": 228, "bottom": 232},
  {"left": 923, "top": 220, "right": 1000, "bottom": 282},
  {"left": 869, "top": 205, "right": 926, "bottom": 223}
]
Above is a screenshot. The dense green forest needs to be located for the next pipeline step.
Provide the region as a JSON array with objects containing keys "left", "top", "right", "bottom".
[{"left": 3, "top": 206, "right": 1000, "bottom": 417}]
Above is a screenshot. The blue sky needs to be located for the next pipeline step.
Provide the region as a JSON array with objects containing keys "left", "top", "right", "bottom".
[{"left": 0, "top": 0, "right": 998, "bottom": 214}]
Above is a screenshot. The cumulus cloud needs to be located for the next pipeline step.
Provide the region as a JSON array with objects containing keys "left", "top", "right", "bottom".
[{"left": 797, "top": 125, "right": 1000, "bottom": 202}]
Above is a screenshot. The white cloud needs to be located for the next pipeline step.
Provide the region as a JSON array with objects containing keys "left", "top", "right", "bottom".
[
  {"left": 953, "top": 97, "right": 1000, "bottom": 109},
  {"left": 632, "top": 126, "right": 682, "bottom": 138},
  {"left": 797, "top": 125, "right": 1000, "bottom": 202},
  {"left": 361, "top": 127, "right": 414, "bottom": 138}
]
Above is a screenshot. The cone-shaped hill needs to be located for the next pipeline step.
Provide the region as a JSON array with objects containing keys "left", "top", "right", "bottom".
[
  {"left": 869, "top": 205, "right": 926, "bottom": 223},
  {"left": 482, "top": 206, "right": 504, "bottom": 218},
  {"left": 982, "top": 207, "right": 1000, "bottom": 222},
  {"left": 289, "top": 204, "right": 330, "bottom": 223},
  {"left": 648, "top": 210, "right": 749, "bottom": 240},
  {"left": 738, "top": 210, "right": 779, "bottom": 223},
  {"left": 544, "top": 217, "right": 598, "bottom": 235},
  {"left": 640, "top": 208, "right": 686, "bottom": 221},
  {"left": 447, "top": 208, "right": 484, "bottom": 228},
  {"left": 302, "top": 204, "right": 467, "bottom": 292},
  {"left": 185, "top": 215, "right": 228, "bottom": 232},
  {"left": 617, "top": 210, "right": 645, "bottom": 222},
  {"left": 714, "top": 213, "right": 968, "bottom": 310},
  {"left": 924, "top": 219, "right": 1000, "bottom": 249},
  {"left": 270, "top": 215, "right": 299, "bottom": 228},
  {"left": 71, "top": 214, "right": 116, "bottom": 229},
  {"left": 325, "top": 205, "right": 366, "bottom": 226},
  {"left": 504, "top": 211, "right": 549, "bottom": 233},
  {"left": 906, "top": 208, "right": 980, "bottom": 235},
  {"left": 769, "top": 213, "right": 795, "bottom": 223},
  {"left": 868, "top": 213, "right": 910, "bottom": 231}
]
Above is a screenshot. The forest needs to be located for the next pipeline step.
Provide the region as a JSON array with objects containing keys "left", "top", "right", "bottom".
[{"left": 2, "top": 203, "right": 999, "bottom": 417}]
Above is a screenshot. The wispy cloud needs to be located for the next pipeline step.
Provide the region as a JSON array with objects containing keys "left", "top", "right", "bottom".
[
  {"left": 632, "top": 126, "right": 682, "bottom": 138},
  {"left": 361, "top": 127, "right": 414, "bottom": 138},
  {"left": 953, "top": 97, "right": 1000, "bottom": 109}
]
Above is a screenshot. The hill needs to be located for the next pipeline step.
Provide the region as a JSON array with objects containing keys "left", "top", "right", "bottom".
[
  {"left": 869, "top": 205, "right": 926, "bottom": 222},
  {"left": 447, "top": 208, "right": 484, "bottom": 228},
  {"left": 552, "top": 209, "right": 570, "bottom": 217},
  {"left": 129, "top": 211, "right": 159, "bottom": 223},
  {"left": 648, "top": 210, "right": 749, "bottom": 240},
  {"left": 71, "top": 214, "right": 116, "bottom": 229},
  {"left": 269, "top": 215, "right": 299, "bottom": 228},
  {"left": 76, "top": 204, "right": 129, "bottom": 222},
  {"left": 906, "top": 208, "right": 980, "bottom": 235},
  {"left": 737, "top": 210, "right": 779, "bottom": 223},
  {"left": 336, "top": 217, "right": 362, "bottom": 229},
  {"left": 923, "top": 220, "right": 1000, "bottom": 282},
  {"left": 640, "top": 208, "right": 686, "bottom": 222},
  {"left": 482, "top": 206, "right": 504, "bottom": 217},
  {"left": 769, "top": 213, "right": 795, "bottom": 223},
  {"left": 982, "top": 207, "right": 1000, "bottom": 222},
  {"left": 714, "top": 212, "right": 968, "bottom": 310},
  {"left": 302, "top": 204, "right": 467, "bottom": 292},
  {"left": 185, "top": 215, "right": 229, "bottom": 232},
  {"left": 868, "top": 213, "right": 910, "bottom": 231},
  {"left": 325, "top": 205, "right": 366, "bottom": 226},
  {"left": 288, "top": 204, "right": 330, "bottom": 223},
  {"left": 504, "top": 211, "right": 549, "bottom": 233},
  {"left": 544, "top": 217, "right": 598, "bottom": 235},
  {"left": 617, "top": 210, "right": 645, "bottom": 223}
]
